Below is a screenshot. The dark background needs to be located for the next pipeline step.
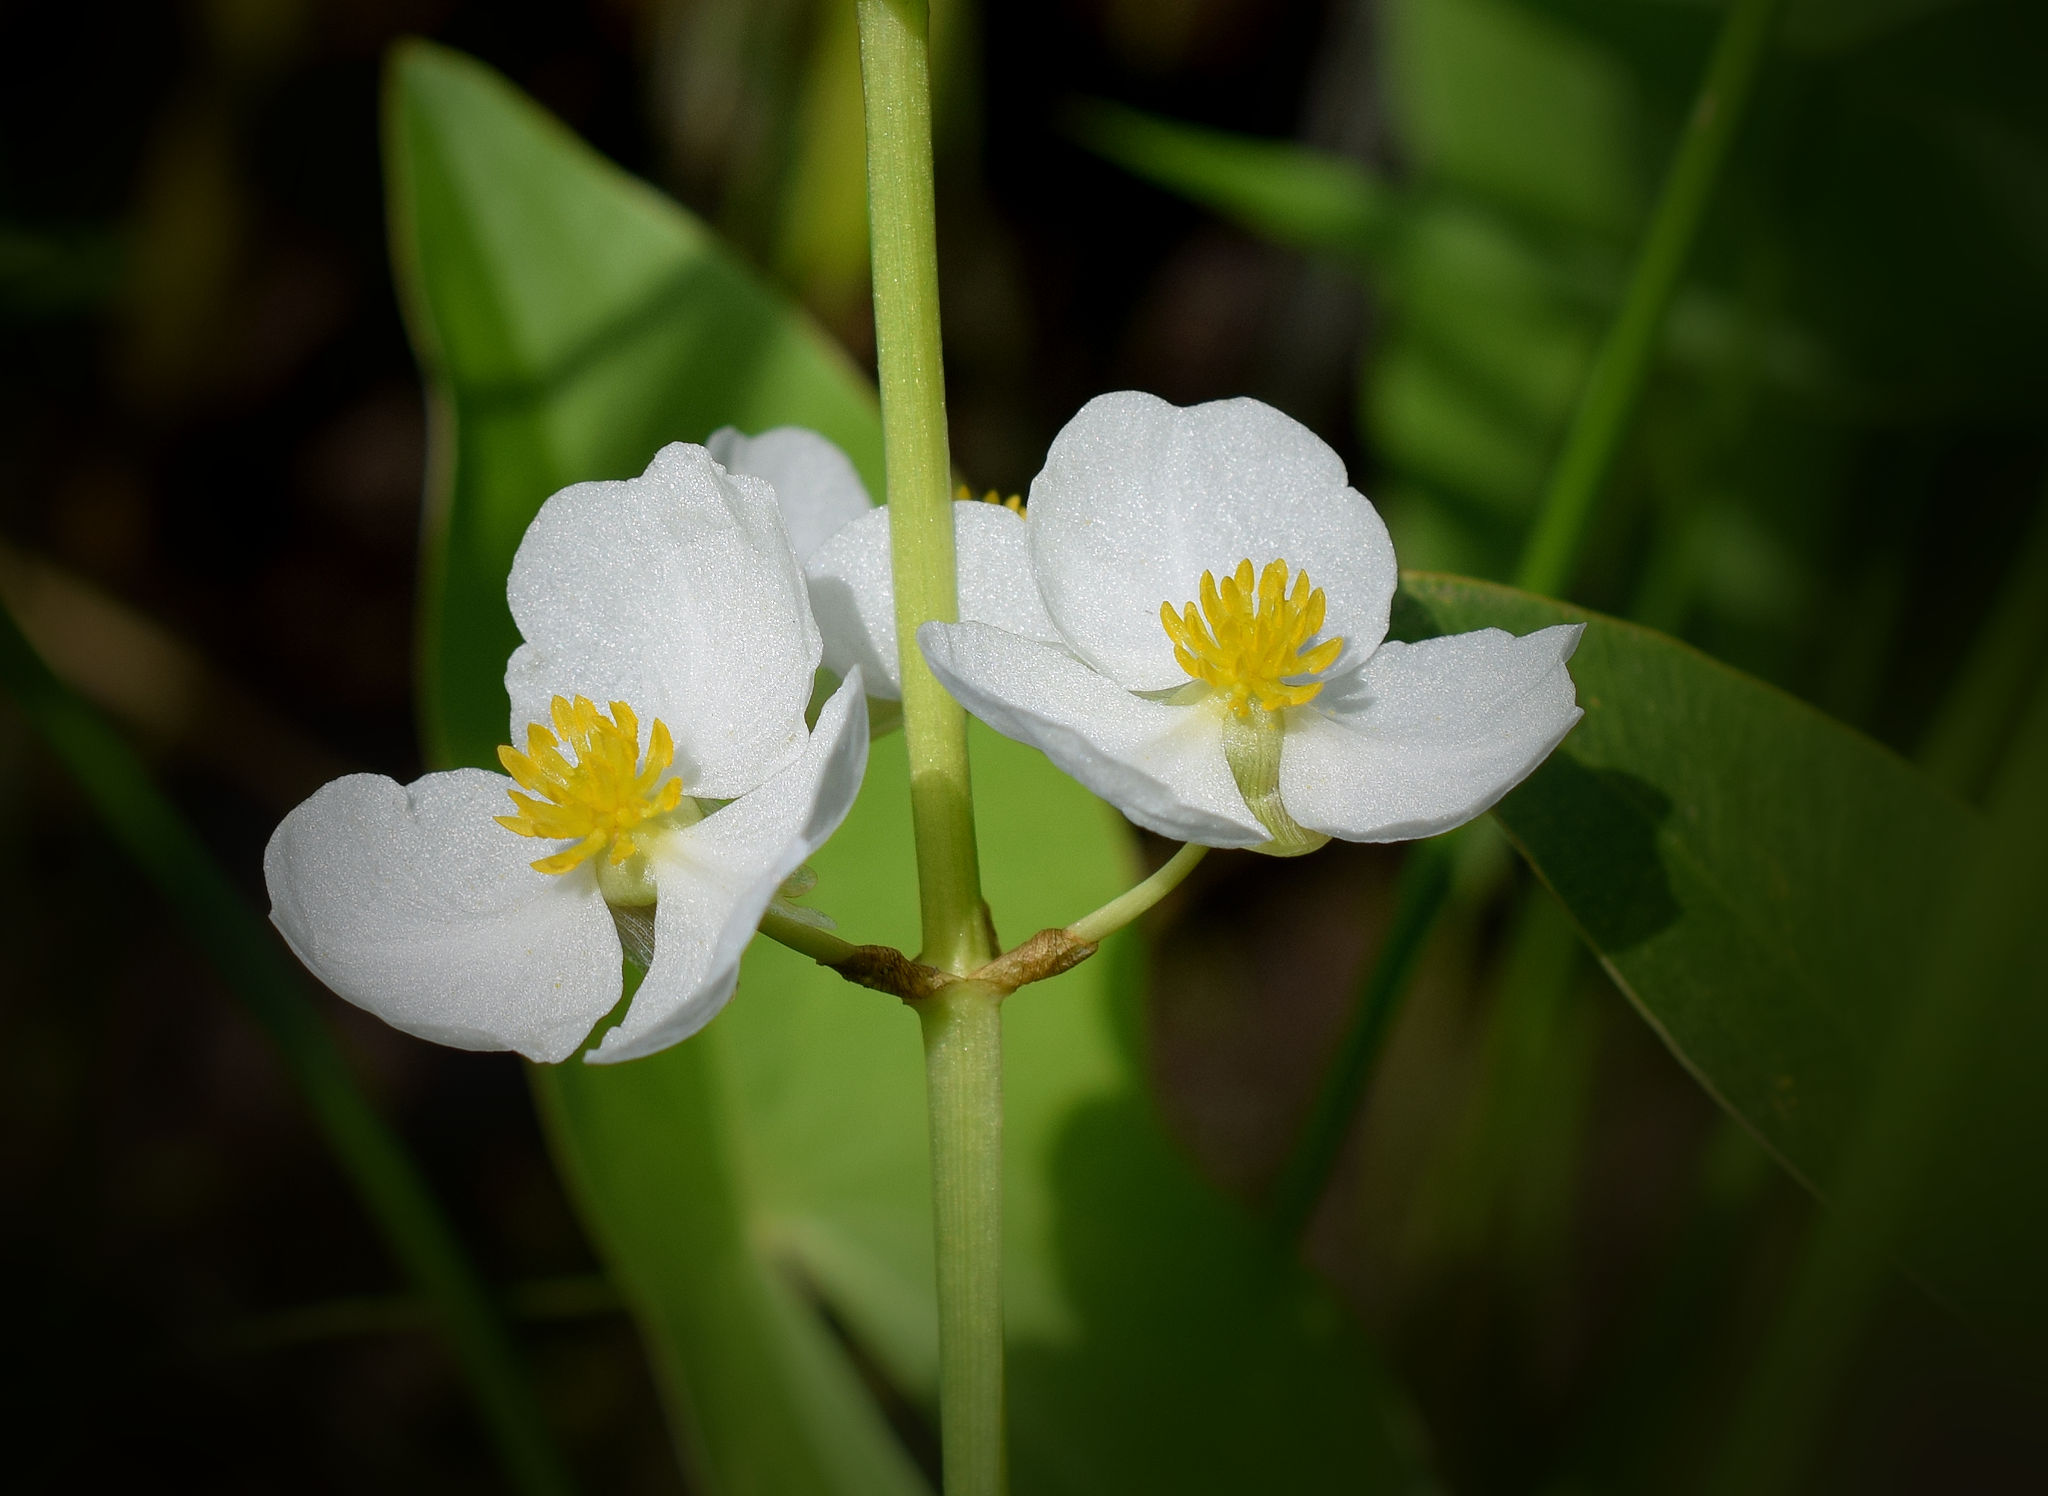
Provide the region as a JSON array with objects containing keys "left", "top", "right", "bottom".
[{"left": 3, "top": 0, "right": 2044, "bottom": 1490}]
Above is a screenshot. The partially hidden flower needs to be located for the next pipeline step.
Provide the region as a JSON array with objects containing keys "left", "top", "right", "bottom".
[
  {"left": 914, "top": 391, "right": 1584, "bottom": 854},
  {"left": 264, "top": 444, "right": 869, "bottom": 1065},
  {"left": 708, "top": 424, "right": 1058, "bottom": 705}
]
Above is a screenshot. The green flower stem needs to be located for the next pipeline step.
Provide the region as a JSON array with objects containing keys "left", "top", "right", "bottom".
[
  {"left": 0, "top": 600, "right": 575, "bottom": 1496},
  {"left": 1269, "top": 836, "right": 1454, "bottom": 1242},
  {"left": 856, "top": 0, "right": 990, "bottom": 978},
  {"left": 855, "top": 6, "right": 1005, "bottom": 1491},
  {"left": 1514, "top": 0, "right": 1783, "bottom": 599},
  {"left": 757, "top": 906, "right": 863, "bottom": 967},
  {"left": 1271, "top": 0, "right": 1784, "bottom": 1243},
  {"left": 1066, "top": 841, "right": 1208, "bottom": 946},
  {"left": 918, "top": 980, "right": 1008, "bottom": 1496}
]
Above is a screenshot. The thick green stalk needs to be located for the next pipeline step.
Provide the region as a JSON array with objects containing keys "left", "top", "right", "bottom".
[
  {"left": 0, "top": 600, "right": 574, "bottom": 1496},
  {"left": 918, "top": 982, "right": 1008, "bottom": 1496},
  {"left": 1515, "top": 0, "right": 1783, "bottom": 599},
  {"left": 856, "top": 0, "right": 989, "bottom": 977},
  {"left": 856, "top": 7, "right": 1005, "bottom": 1492}
]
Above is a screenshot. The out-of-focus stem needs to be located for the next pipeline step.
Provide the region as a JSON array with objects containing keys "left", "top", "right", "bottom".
[
  {"left": 1271, "top": 0, "right": 1785, "bottom": 1246},
  {"left": 1268, "top": 838, "right": 1454, "bottom": 1242},
  {"left": 1515, "top": 0, "right": 1783, "bottom": 599}
]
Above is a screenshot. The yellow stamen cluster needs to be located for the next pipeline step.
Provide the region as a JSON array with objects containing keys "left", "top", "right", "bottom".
[
  {"left": 495, "top": 696, "right": 684, "bottom": 875},
  {"left": 1160, "top": 559, "right": 1343, "bottom": 717},
  {"left": 955, "top": 482, "right": 1026, "bottom": 515}
]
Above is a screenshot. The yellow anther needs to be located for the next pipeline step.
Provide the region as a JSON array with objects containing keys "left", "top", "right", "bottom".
[
  {"left": 494, "top": 695, "right": 685, "bottom": 875},
  {"left": 955, "top": 482, "right": 1026, "bottom": 515},
  {"left": 1159, "top": 559, "right": 1344, "bottom": 718}
]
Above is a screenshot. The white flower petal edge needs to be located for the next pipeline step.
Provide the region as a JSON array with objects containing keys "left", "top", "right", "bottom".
[
  {"left": 505, "top": 442, "right": 820, "bottom": 800},
  {"left": 264, "top": 770, "right": 623, "bottom": 1064},
  {"left": 918, "top": 621, "right": 1268, "bottom": 846},
  {"left": 1028, "top": 391, "right": 1398, "bottom": 691},
  {"left": 589, "top": 670, "right": 871, "bottom": 1064},
  {"left": 808, "top": 502, "right": 1059, "bottom": 698},
  {"left": 707, "top": 425, "right": 873, "bottom": 563},
  {"left": 1280, "top": 625, "right": 1585, "bottom": 841}
]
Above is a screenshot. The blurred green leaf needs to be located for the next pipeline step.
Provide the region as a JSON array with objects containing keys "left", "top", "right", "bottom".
[
  {"left": 1068, "top": 101, "right": 1598, "bottom": 528},
  {"left": 1709, "top": 655, "right": 2048, "bottom": 1493},
  {"left": 384, "top": 40, "right": 884, "bottom": 774},
  {"left": 0, "top": 223, "right": 124, "bottom": 317},
  {"left": 387, "top": 40, "right": 913, "bottom": 1493},
  {"left": 1068, "top": 99, "right": 1394, "bottom": 262},
  {"left": 1395, "top": 573, "right": 2048, "bottom": 1352},
  {"left": 390, "top": 40, "right": 1430, "bottom": 1494},
  {"left": 1780, "top": 0, "right": 1983, "bottom": 54},
  {"left": 1068, "top": 102, "right": 1827, "bottom": 547},
  {"left": 1386, "top": 0, "right": 1647, "bottom": 238}
]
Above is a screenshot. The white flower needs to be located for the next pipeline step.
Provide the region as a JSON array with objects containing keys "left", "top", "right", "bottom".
[
  {"left": 708, "top": 424, "right": 1058, "bottom": 703},
  {"left": 264, "top": 444, "right": 869, "bottom": 1065},
  {"left": 913, "top": 391, "right": 1584, "bottom": 853}
]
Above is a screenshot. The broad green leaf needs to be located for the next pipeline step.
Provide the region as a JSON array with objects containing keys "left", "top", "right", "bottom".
[
  {"left": 390, "top": 40, "right": 1430, "bottom": 1493},
  {"left": 385, "top": 42, "right": 883, "bottom": 773},
  {"left": 1709, "top": 650, "right": 2048, "bottom": 1491},
  {"left": 1394, "top": 574, "right": 2048, "bottom": 1350},
  {"left": 387, "top": 40, "right": 913, "bottom": 1495},
  {"left": 531, "top": 1006, "right": 928, "bottom": 1496}
]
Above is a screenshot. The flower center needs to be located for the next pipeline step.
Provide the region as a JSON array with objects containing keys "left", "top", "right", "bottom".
[
  {"left": 495, "top": 695, "right": 685, "bottom": 875},
  {"left": 1159, "top": 559, "right": 1343, "bottom": 718},
  {"left": 956, "top": 482, "right": 1026, "bottom": 515}
]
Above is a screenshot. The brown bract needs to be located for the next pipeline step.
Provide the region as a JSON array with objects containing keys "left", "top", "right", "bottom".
[{"left": 812, "top": 927, "right": 1099, "bottom": 1003}]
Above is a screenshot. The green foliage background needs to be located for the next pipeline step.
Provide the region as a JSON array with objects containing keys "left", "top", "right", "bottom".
[{"left": 2, "top": 1, "right": 2044, "bottom": 1492}]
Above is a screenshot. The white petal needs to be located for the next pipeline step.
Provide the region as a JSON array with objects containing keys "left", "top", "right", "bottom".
[
  {"left": 1279, "top": 625, "right": 1584, "bottom": 842},
  {"left": 588, "top": 672, "right": 871, "bottom": 1063},
  {"left": 505, "top": 442, "right": 820, "bottom": 800},
  {"left": 1027, "top": 391, "right": 1397, "bottom": 691},
  {"left": 264, "top": 771, "right": 622, "bottom": 1064},
  {"left": 805, "top": 500, "right": 1058, "bottom": 699},
  {"left": 918, "top": 622, "right": 1268, "bottom": 846},
  {"left": 707, "top": 425, "right": 873, "bottom": 563}
]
